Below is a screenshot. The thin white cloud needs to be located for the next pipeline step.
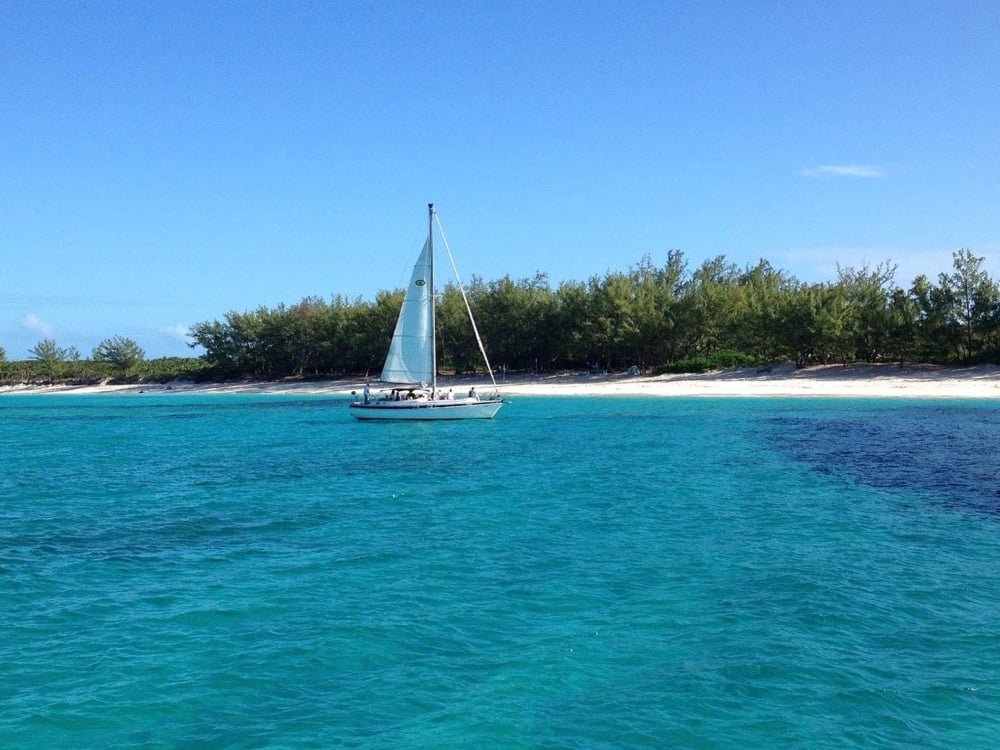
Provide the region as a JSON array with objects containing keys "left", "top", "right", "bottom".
[
  {"left": 799, "top": 164, "right": 885, "bottom": 178},
  {"left": 20, "top": 312, "right": 54, "bottom": 337}
]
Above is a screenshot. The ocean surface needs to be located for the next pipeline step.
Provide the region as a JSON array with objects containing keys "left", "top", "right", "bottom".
[{"left": 2, "top": 394, "right": 999, "bottom": 748}]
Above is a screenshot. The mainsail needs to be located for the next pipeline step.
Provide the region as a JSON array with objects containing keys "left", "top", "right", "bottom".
[{"left": 379, "top": 238, "right": 434, "bottom": 384}]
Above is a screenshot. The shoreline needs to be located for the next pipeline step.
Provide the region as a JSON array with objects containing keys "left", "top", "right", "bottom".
[{"left": 3, "top": 363, "right": 1000, "bottom": 399}]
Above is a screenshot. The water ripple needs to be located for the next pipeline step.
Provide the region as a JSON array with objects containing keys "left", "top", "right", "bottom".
[{"left": 2, "top": 396, "right": 999, "bottom": 747}]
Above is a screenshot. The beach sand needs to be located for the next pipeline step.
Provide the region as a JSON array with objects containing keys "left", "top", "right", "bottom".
[{"left": 4, "top": 363, "right": 1000, "bottom": 399}]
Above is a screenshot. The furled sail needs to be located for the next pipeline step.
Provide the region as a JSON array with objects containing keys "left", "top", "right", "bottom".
[{"left": 380, "top": 238, "right": 434, "bottom": 384}]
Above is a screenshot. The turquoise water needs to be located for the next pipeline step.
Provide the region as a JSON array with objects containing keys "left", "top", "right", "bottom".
[{"left": 2, "top": 394, "right": 999, "bottom": 748}]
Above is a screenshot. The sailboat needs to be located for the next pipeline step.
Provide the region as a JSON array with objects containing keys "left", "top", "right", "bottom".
[{"left": 350, "top": 204, "right": 505, "bottom": 421}]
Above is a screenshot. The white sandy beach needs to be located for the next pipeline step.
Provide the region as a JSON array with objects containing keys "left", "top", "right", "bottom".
[{"left": 4, "top": 363, "right": 1000, "bottom": 399}]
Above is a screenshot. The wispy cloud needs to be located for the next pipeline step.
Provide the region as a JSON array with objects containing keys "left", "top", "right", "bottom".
[
  {"left": 20, "top": 313, "right": 54, "bottom": 337},
  {"left": 799, "top": 164, "right": 885, "bottom": 178}
]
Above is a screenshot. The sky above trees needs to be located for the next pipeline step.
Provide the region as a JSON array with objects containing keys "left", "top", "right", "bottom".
[{"left": 2, "top": 1, "right": 998, "bottom": 359}]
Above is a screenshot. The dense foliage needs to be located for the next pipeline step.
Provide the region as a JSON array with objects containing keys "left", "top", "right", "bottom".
[
  {"left": 0, "top": 352, "right": 207, "bottom": 385},
  {"left": 93, "top": 336, "right": 146, "bottom": 379},
  {"left": 186, "top": 248, "right": 1000, "bottom": 378},
  {"left": 4, "top": 249, "right": 999, "bottom": 385}
]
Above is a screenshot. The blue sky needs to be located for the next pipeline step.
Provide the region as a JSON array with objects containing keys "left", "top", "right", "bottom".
[{"left": 2, "top": 0, "right": 998, "bottom": 359}]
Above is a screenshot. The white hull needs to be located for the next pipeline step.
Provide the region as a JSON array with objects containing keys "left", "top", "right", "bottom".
[{"left": 350, "top": 398, "right": 504, "bottom": 421}]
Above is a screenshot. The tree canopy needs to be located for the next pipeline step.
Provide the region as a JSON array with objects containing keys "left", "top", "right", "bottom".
[
  {"left": 28, "top": 339, "right": 70, "bottom": 380},
  {"left": 93, "top": 336, "right": 146, "bottom": 380},
  {"left": 186, "top": 248, "right": 1000, "bottom": 379}
]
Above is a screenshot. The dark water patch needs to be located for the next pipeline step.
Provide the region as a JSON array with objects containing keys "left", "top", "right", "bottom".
[{"left": 767, "top": 402, "right": 1000, "bottom": 515}]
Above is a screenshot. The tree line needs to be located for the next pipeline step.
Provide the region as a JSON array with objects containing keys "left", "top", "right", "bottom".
[
  {"left": 186, "top": 248, "right": 1000, "bottom": 379},
  {"left": 0, "top": 336, "right": 206, "bottom": 384},
  {"left": 3, "top": 248, "right": 998, "bottom": 384}
]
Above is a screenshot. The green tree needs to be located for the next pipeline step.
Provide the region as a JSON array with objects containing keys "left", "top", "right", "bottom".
[
  {"left": 189, "top": 319, "right": 240, "bottom": 377},
  {"left": 886, "top": 287, "right": 919, "bottom": 364},
  {"left": 29, "top": 339, "right": 67, "bottom": 380},
  {"left": 551, "top": 280, "right": 595, "bottom": 369},
  {"left": 836, "top": 261, "right": 897, "bottom": 362},
  {"left": 63, "top": 346, "right": 86, "bottom": 380},
  {"left": 93, "top": 336, "right": 146, "bottom": 380},
  {"left": 437, "top": 283, "right": 480, "bottom": 374},
  {"left": 473, "top": 273, "right": 554, "bottom": 372},
  {"left": 777, "top": 282, "right": 848, "bottom": 367},
  {"left": 939, "top": 249, "right": 1000, "bottom": 363},
  {"left": 313, "top": 295, "right": 360, "bottom": 375},
  {"left": 589, "top": 271, "right": 636, "bottom": 369},
  {"left": 675, "top": 255, "right": 741, "bottom": 359},
  {"left": 629, "top": 251, "right": 687, "bottom": 368},
  {"left": 734, "top": 259, "right": 794, "bottom": 362},
  {"left": 779, "top": 284, "right": 822, "bottom": 367},
  {"left": 909, "top": 274, "right": 952, "bottom": 362}
]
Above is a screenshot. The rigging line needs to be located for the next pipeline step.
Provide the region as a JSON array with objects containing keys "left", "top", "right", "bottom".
[{"left": 434, "top": 212, "right": 501, "bottom": 393}]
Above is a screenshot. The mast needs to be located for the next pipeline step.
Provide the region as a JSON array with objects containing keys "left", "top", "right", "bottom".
[{"left": 428, "top": 203, "right": 437, "bottom": 396}]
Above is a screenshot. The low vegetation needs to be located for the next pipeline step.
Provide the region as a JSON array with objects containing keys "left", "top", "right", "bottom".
[{"left": 0, "top": 340, "right": 207, "bottom": 385}]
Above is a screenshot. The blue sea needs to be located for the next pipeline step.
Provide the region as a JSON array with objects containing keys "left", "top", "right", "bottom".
[{"left": 2, "top": 394, "right": 999, "bottom": 748}]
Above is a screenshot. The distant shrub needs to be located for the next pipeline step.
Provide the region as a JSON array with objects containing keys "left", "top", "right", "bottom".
[
  {"left": 0, "top": 356, "right": 209, "bottom": 385},
  {"left": 654, "top": 350, "right": 765, "bottom": 374},
  {"left": 136, "top": 357, "right": 210, "bottom": 383}
]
